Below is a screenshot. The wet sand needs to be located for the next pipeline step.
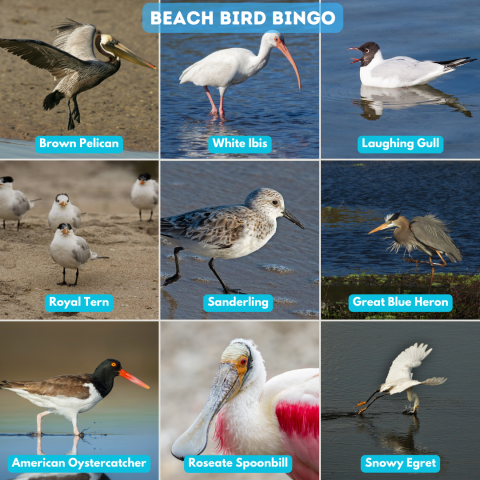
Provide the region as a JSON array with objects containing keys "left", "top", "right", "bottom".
[
  {"left": 0, "top": 0, "right": 158, "bottom": 153},
  {"left": 0, "top": 161, "right": 159, "bottom": 319}
]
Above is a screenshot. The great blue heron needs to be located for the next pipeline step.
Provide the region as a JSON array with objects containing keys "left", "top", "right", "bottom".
[
  {"left": 0, "top": 20, "right": 156, "bottom": 130},
  {"left": 368, "top": 212, "right": 462, "bottom": 293},
  {"left": 356, "top": 343, "right": 447, "bottom": 415}
]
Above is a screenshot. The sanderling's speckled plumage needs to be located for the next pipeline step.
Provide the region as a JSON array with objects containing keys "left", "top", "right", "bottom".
[{"left": 161, "top": 188, "right": 305, "bottom": 294}]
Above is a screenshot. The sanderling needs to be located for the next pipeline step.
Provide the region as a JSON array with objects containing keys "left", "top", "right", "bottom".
[
  {"left": 48, "top": 193, "right": 82, "bottom": 231},
  {"left": 0, "top": 176, "right": 41, "bottom": 231},
  {"left": 131, "top": 173, "right": 159, "bottom": 222},
  {"left": 161, "top": 188, "right": 305, "bottom": 294}
]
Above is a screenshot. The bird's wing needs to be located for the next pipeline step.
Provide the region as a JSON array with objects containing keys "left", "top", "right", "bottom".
[
  {"left": 1, "top": 374, "right": 92, "bottom": 399},
  {"left": 0, "top": 38, "right": 88, "bottom": 80},
  {"left": 269, "top": 370, "right": 319, "bottom": 479},
  {"left": 161, "top": 205, "right": 247, "bottom": 249},
  {"left": 73, "top": 206, "right": 82, "bottom": 228},
  {"left": 73, "top": 236, "right": 92, "bottom": 264},
  {"left": 384, "top": 343, "right": 432, "bottom": 384},
  {"left": 52, "top": 19, "right": 97, "bottom": 61},
  {"left": 153, "top": 181, "right": 159, "bottom": 205},
  {"left": 11, "top": 190, "right": 31, "bottom": 217},
  {"left": 372, "top": 57, "right": 442, "bottom": 82}
]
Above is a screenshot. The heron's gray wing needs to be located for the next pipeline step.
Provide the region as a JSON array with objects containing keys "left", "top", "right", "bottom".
[
  {"left": 0, "top": 39, "right": 87, "bottom": 80},
  {"left": 411, "top": 215, "right": 462, "bottom": 262},
  {"left": 153, "top": 181, "right": 159, "bottom": 206},
  {"left": 52, "top": 20, "right": 97, "bottom": 61},
  {"left": 73, "top": 206, "right": 82, "bottom": 228},
  {"left": 11, "top": 191, "right": 31, "bottom": 217},
  {"left": 73, "top": 236, "right": 92, "bottom": 264}
]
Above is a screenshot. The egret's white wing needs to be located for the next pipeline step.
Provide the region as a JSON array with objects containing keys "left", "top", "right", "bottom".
[{"left": 384, "top": 343, "right": 432, "bottom": 384}]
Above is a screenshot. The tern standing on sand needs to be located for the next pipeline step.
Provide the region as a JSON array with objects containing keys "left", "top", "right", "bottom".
[
  {"left": 48, "top": 193, "right": 82, "bottom": 230},
  {"left": 131, "top": 173, "right": 158, "bottom": 222}
]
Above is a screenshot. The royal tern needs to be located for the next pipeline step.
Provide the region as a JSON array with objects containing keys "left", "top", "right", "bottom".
[
  {"left": 48, "top": 193, "right": 82, "bottom": 231},
  {"left": 131, "top": 172, "right": 158, "bottom": 222}
]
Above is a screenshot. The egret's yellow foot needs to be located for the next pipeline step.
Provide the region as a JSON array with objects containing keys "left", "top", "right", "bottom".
[
  {"left": 358, "top": 407, "right": 367, "bottom": 414},
  {"left": 356, "top": 401, "right": 367, "bottom": 407}
]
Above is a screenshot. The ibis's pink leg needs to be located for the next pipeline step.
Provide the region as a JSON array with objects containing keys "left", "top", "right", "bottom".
[
  {"left": 204, "top": 87, "right": 218, "bottom": 115},
  {"left": 219, "top": 95, "right": 225, "bottom": 116}
]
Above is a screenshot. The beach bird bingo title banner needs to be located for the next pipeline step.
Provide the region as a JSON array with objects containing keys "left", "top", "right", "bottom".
[{"left": 143, "top": 3, "right": 343, "bottom": 33}]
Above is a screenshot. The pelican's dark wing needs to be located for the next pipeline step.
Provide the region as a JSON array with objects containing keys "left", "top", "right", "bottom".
[
  {"left": 52, "top": 19, "right": 97, "bottom": 61},
  {"left": 0, "top": 38, "right": 87, "bottom": 80}
]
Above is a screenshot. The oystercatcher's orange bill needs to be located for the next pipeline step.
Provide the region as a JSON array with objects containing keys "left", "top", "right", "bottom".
[{"left": 119, "top": 369, "right": 150, "bottom": 389}]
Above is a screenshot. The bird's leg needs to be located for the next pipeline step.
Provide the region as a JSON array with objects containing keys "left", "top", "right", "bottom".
[
  {"left": 67, "top": 99, "right": 76, "bottom": 130},
  {"left": 208, "top": 258, "right": 245, "bottom": 294},
  {"left": 37, "top": 411, "right": 51, "bottom": 435},
  {"left": 3, "top": 220, "right": 5, "bottom": 229},
  {"left": 428, "top": 257, "right": 435, "bottom": 294},
  {"left": 432, "top": 250, "right": 448, "bottom": 267},
  {"left": 68, "top": 268, "right": 79, "bottom": 287},
  {"left": 204, "top": 86, "right": 218, "bottom": 115},
  {"left": 219, "top": 94, "right": 225, "bottom": 117},
  {"left": 72, "top": 416, "right": 83, "bottom": 437},
  {"left": 17, "top": 219, "right": 20, "bottom": 231},
  {"left": 356, "top": 389, "right": 380, "bottom": 407},
  {"left": 72, "top": 95, "right": 81, "bottom": 123},
  {"left": 162, "top": 247, "right": 184, "bottom": 287},
  {"left": 36, "top": 434, "right": 45, "bottom": 455},
  {"left": 148, "top": 210, "right": 153, "bottom": 222},
  {"left": 57, "top": 267, "right": 68, "bottom": 286},
  {"left": 139, "top": 210, "right": 142, "bottom": 221},
  {"left": 357, "top": 393, "right": 390, "bottom": 415}
]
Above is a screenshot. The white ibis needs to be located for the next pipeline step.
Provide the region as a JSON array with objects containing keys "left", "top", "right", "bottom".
[
  {"left": 172, "top": 339, "right": 319, "bottom": 480},
  {"left": 179, "top": 31, "right": 301, "bottom": 116}
]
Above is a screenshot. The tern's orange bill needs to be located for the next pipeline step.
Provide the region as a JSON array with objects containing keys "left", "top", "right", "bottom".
[
  {"left": 119, "top": 369, "right": 150, "bottom": 389},
  {"left": 277, "top": 41, "right": 301, "bottom": 90}
]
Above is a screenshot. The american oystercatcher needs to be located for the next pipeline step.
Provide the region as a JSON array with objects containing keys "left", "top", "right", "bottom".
[{"left": 1, "top": 359, "right": 150, "bottom": 436}]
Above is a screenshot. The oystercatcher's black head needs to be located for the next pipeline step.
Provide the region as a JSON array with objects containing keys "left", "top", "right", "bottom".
[
  {"left": 92, "top": 359, "right": 150, "bottom": 398},
  {"left": 138, "top": 172, "right": 151, "bottom": 184},
  {"left": 0, "top": 176, "right": 13, "bottom": 184},
  {"left": 348, "top": 42, "right": 380, "bottom": 67}
]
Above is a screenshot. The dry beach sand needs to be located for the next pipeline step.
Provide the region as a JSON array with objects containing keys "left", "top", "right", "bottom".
[
  {"left": 0, "top": 161, "right": 159, "bottom": 319},
  {"left": 0, "top": 0, "right": 158, "bottom": 153}
]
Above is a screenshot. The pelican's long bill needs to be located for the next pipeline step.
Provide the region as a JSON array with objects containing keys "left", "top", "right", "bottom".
[
  {"left": 105, "top": 39, "right": 157, "bottom": 70},
  {"left": 118, "top": 369, "right": 150, "bottom": 389},
  {"left": 276, "top": 40, "right": 301, "bottom": 90}
]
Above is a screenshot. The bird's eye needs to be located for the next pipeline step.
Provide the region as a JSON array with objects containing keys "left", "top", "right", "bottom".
[
  {"left": 241, "top": 358, "right": 247, "bottom": 365},
  {"left": 272, "top": 200, "right": 278, "bottom": 205},
  {"left": 111, "top": 362, "right": 117, "bottom": 367},
  {"left": 275, "top": 38, "right": 278, "bottom": 41},
  {"left": 365, "top": 48, "right": 369, "bottom": 53}
]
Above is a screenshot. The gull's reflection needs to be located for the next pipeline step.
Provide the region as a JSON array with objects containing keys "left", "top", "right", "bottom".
[{"left": 353, "top": 84, "right": 473, "bottom": 120}]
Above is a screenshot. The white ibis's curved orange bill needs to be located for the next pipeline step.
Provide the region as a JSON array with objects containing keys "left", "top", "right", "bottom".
[
  {"left": 369, "top": 223, "right": 390, "bottom": 234},
  {"left": 119, "top": 368, "right": 150, "bottom": 389},
  {"left": 277, "top": 41, "right": 301, "bottom": 90}
]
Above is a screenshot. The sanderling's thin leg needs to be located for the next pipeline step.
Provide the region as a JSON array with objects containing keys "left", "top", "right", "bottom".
[
  {"left": 163, "top": 247, "right": 184, "bottom": 287},
  {"left": 208, "top": 258, "right": 245, "bottom": 294}
]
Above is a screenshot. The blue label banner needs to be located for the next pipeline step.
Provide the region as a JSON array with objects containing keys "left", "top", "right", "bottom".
[
  {"left": 209, "top": 136, "right": 272, "bottom": 154},
  {"left": 143, "top": 3, "right": 343, "bottom": 33},
  {"left": 361, "top": 455, "right": 440, "bottom": 473},
  {"left": 8, "top": 455, "right": 150, "bottom": 473},
  {"left": 358, "top": 136, "right": 443, "bottom": 154},
  {"left": 185, "top": 455, "right": 292, "bottom": 473},
  {"left": 45, "top": 295, "right": 114, "bottom": 312},
  {"left": 35, "top": 136, "right": 123, "bottom": 154},
  {"left": 203, "top": 294, "right": 273, "bottom": 312},
  {"left": 349, "top": 294, "right": 452, "bottom": 312}
]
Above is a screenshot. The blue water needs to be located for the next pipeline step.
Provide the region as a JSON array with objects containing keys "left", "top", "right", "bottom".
[
  {"left": 321, "top": 0, "right": 480, "bottom": 158},
  {"left": 161, "top": 33, "right": 319, "bottom": 158},
  {"left": 321, "top": 161, "right": 480, "bottom": 276}
]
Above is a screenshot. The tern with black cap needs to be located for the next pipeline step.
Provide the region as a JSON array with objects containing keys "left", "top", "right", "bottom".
[
  {"left": 48, "top": 193, "right": 82, "bottom": 231},
  {"left": 131, "top": 172, "right": 158, "bottom": 222}
]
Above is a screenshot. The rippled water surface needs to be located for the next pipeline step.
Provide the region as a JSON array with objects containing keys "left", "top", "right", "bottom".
[
  {"left": 321, "top": 0, "right": 480, "bottom": 158},
  {"left": 161, "top": 34, "right": 319, "bottom": 158},
  {"left": 321, "top": 161, "right": 480, "bottom": 276},
  {"left": 322, "top": 322, "right": 480, "bottom": 479}
]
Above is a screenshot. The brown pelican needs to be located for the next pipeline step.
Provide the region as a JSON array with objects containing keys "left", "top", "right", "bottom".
[{"left": 0, "top": 19, "right": 156, "bottom": 130}]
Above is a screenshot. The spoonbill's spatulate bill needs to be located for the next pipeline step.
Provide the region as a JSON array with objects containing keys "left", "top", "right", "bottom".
[
  {"left": 349, "top": 42, "right": 476, "bottom": 88},
  {"left": 0, "top": 359, "right": 150, "bottom": 435},
  {"left": 171, "top": 339, "right": 319, "bottom": 480},
  {"left": 179, "top": 31, "right": 301, "bottom": 116},
  {"left": 0, "top": 19, "right": 157, "bottom": 130},
  {"left": 356, "top": 343, "right": 447, "bottom": 415}
]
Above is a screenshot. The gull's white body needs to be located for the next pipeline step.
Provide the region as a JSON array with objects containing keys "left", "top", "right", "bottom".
[
  {"left": 50, "top": 228, "right": 99, "bottom": 270},
  {"left": 0, "top": 181, "right": 35, "bottom": 221},
  {"left": 131, "top": 178, "right": 159, "bottom": 212},
  {"left": 48, "top": 194, "right": 82, "bottom": 230}
]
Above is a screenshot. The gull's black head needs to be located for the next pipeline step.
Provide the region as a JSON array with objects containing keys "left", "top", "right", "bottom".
[
  {"left": 349, "top": 42, "right": 380, "bottom": 67},
  {"left": 55, "top": 193, "right": 70, "bottom": 203},
  {"left": 0, "top": 176, "right": 13, "bottom": 184},
  {"left": 138, "top": 173, "right": 151, "bottom": 182}
]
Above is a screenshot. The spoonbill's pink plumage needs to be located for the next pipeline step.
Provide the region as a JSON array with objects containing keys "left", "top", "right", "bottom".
[
  {"left": 179, "top": 32, "right": 301, "bottom": 116},
  {"left": 172, "top": 339, "right": 319, "bottom": 480}
]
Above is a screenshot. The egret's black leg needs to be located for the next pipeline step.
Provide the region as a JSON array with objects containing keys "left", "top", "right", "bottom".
[
  {"left": 356, "top": 389, "right": 380, "bottom": 407},
  {"left": 67, "top": 100, "right": 75, "bottom": 130},
  {"left": 162, "top": 247, "right": 184, "bottom": 287},
  {"left": 68, "top": 268, "right": 79, "bottom": 287},
  {"left": 57, "top": 268, "right": 68, "bottom": 286},
  {"left": 358, "top": 393, "right": 390, "bottom": 415},
  {"left": 72, "top": 95, "right": 81, "bottom": 123},
  {"left": 139, "top": 210, "right": 142, "bottom": 221},
  {"left": 208, "top": 258, "right": 244, "bottom": 294},
  {"left": 148, "top": 210, "right": 153, "bottom": 222}
]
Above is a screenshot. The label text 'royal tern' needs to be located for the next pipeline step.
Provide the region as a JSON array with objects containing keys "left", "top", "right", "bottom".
[{"left": 45, "top": 294, "right": 114, "bottom": 312}]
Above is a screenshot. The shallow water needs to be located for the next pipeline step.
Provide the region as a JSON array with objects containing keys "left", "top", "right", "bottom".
[
  {"left": 322, "top": 322, "right": 480, "bottom": 478},
  {"left": 321, "top": 161, "right": 480, "bottom": 277},
  {"left": 161, "top": 34, "right": 319, "bottom": 158},
  {"left": 160, "top": 161, "right": 319, "bottom": 319},
  {"left": 321, "top": 0, "right": 480, "bottom": 158}
]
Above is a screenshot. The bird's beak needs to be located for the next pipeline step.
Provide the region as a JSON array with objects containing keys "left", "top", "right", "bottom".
[
  {"left": 276, "top": 40, "right": 301, "bottom": 90},
  {"left": 60, "top": 201, "right": 67, "bottom": 207},
  {"left": 348, "top": 47, "right": 362, "bottom": 64},
  {"left": 368, "top": 223, "right": 389, "bottom": 234},
  {"left": 139, "top": 180, "right": 146, "bottom": 185},
  {"left": 171, "top": 362, "right": 242, "bottom": 461},
  {"left": 106, "top": 42, "right": 157, "bottom": 70},
  {"left": 62, "top": 228, "right": 69, "bottom": 235},
  {"left": 283, "top": 208, "right": 305, "bottom": 229},
  {"left": 118, "top": 369, "right": 150, "bottom": 389}
]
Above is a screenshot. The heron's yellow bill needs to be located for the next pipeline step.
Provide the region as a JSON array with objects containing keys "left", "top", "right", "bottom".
[{"left": 368, "top": 223, "right": 389, "bottom": 234}]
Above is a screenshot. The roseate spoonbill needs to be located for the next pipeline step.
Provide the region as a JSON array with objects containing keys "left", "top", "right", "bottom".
[
  {"left": 179, "top": 31, "right": 301, "bottom": 116},
  {"left": 172, "top": 339, "right": 319, "bottom": 480},
  {"left": 356, "top": 343, "right": 447, "bottom": 415},
  {"left": 368, "top": 212, "right": 462, "bottom": 293}
]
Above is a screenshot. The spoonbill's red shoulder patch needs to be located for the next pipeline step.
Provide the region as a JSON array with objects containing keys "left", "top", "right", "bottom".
[{"left": 276, "top": 401, "right": 319, "bottom": 438}]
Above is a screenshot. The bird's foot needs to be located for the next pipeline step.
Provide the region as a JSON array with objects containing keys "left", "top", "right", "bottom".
[
  {"left": 223, "top": 287, "right": 245, "bottom": 294},
  {"left": 208, "top": 109, "right": 218, "bottom": 116},
  {"left": 68, "top": 283, "right": 77, "bottom": 287},
  {"left": 356, "top": 401, "right": 367, "bottom": 407},
  {"left": 357, "top": 407, "right": 367, "bottom": 415},
  {"left": 219, "top": 109, "right": 225, "bottom": 117},
  {"left": 57, "top": 281, "right": 68, "bottom": 286},
  {"left": 162, "top": 273, "right": 180, "bottom": 287}
]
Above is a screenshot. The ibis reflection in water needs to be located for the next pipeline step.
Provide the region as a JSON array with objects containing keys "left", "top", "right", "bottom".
[{"left": 0, "top": 19, "right": 156, "bottom": 130}]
